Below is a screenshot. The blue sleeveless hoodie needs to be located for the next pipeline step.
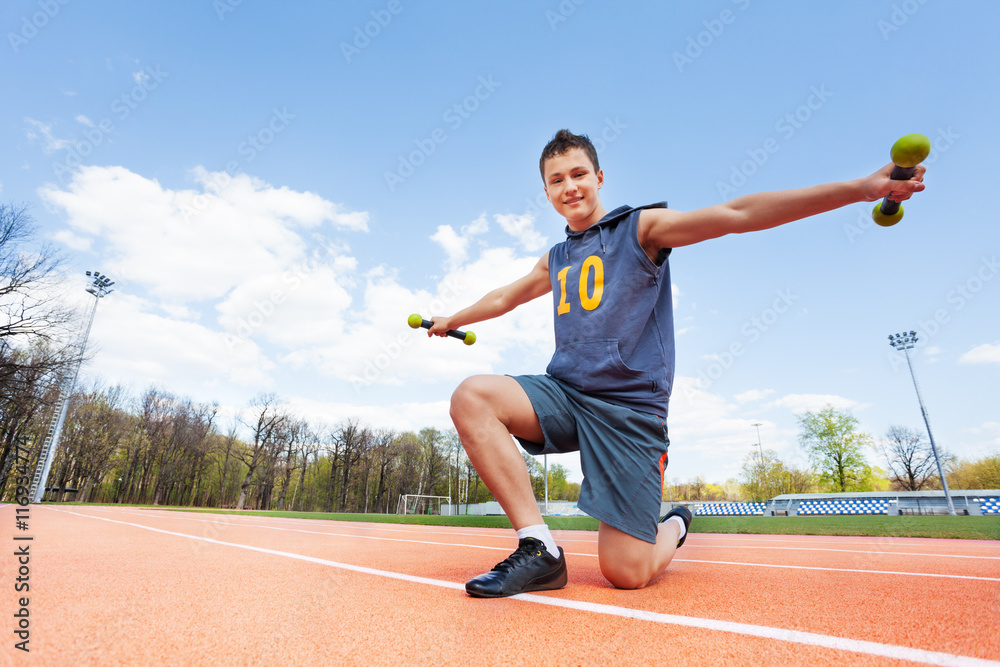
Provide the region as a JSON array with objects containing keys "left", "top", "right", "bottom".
[{"left": 545, "top": 203, "right": 675, "bottom": 416}]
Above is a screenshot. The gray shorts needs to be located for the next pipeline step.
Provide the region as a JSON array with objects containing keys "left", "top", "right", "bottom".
[{"left": 511, "top": 374, "right": 669, "bottom": 544}]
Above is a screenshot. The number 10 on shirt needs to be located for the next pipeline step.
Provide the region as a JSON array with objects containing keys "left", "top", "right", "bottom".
[{"left": 556, "top": 255, "right": 604, "bottom": 315}]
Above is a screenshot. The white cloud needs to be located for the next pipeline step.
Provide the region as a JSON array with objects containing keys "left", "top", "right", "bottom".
[
  {"left": 464, "top": 213, "right": 489, "bottom": 235},
  {"left": 664, "top": 378, "right": 809, "bottom": 480},
  {"left": 495, "top": 212, "right": 547, "bottom": 252},
  {"left": 958, "top": 342, "right": 1000, "bottom": 365},
  {"left": 734, "top": 388, "right": 775, "bottom": 404},
  {"left": 51, "top": 230, "right": 92, "bottom": 251},
  {"left": 430, "top": 224, "right": 467, "bottom": 266},
  {"left": 284, "top": 245, "right": 553, "bottom": 392},
  {"left": 86, "top": 292, "right": 276, "bottom": 393},
  {"left": 24, "top": 117, "right": 71, "bottom": 153},
  {"left": 216, "top": 265, "right": 353, "bottom": 349},
  {"left": 430, "top": 213, "right": 495, "bottom": 268},
  {"left": 39, "top": 166, "right": 368, "bottom": 302},
  {"left": 75, "top": 115, "right": 95, "bottom": 127},
  {"left": 288, "top": 396, "right": 454, "bottom": 434},
  {"left": 923, "top": 345, "right": 944, "bottom": 363},
  {"left": 768, "top": 393, "right": 862, "bottom": 414}
]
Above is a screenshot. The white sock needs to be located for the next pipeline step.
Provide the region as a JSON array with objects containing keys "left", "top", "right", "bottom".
[
  {"left": 667, "top": 515, "right": 687, "bottom": 542},
  {"left": 516, "top": 524, "right": 559, "bottom": 557}
]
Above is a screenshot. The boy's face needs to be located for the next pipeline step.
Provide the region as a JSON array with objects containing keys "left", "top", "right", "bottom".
[{"left": 543, "top": 148, "right": 604, "bottom": 228}]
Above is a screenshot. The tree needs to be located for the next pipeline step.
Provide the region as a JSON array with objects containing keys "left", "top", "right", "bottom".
[
  {"left": 0, "top": 204, "right": 80, "bottom": 496},
  {"left": 236, "top": 393, "right": 289, "bottom": 509},
  {"left": 740, "top": 449, "right": 819, "bottom": 501},
  {"left": 783, "top": 467, "right": 817, "bottom": 495},
  {"left": 0, "top": 340, "right": 75, "bottom": 495},
  {"left": 415, "top": 427, "right": 448, "bottom": 497},
  {"left": 739, "top": 449, "right": 786, "bottom": 501},
  {"left": 524, "top": 456, "right": 580, "bottom": 503},
  {"left": 275, "top": 419, "right": 308, "bottom": 511},
  {"left": 366, "top": 428, "right": 397, "bottom": 514},
  {"left": 335, "top": 419, "right": 370, "bottom": 512},
  {"left": 948, "top": 452, "right": 1000, "bottom": 490},
  {"left": 877, "top": 425, "right": 947, "bottom": 491},
  {"left": 52, "top": 383, "right": 134, "bottom": 502},
  {"left": 798, "top": 406, "right": 874, "bottom": 493},
  {"left": 0, "top": 203, "right": 75, "bottom": 344}
]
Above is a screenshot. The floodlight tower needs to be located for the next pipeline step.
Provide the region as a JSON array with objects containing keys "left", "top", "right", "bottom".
[
  {"left": 752, "top": 422, "right": 765, "bottom": 468},
  {"left": 752, "top": 422, "right": 765, "bottom": 499},
  {"left": 887, "top": 331, "right": 955, "bottom": 516},
  {"left": 30, "top": 271, "right": 114, "bottom": 503}
]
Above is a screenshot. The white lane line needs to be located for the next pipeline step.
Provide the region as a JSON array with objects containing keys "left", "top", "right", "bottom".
[
  {"left": 49, "top": 508, "right": 1000, "bottom": 667},
  {"left": 672, "top": 558, "right": 1000, "bottom": 582},
  {"left": 57, "top": 509, "right": 1000, "bottom": 583},
  {"left": 684, "top": 544, "right": 1000, "bottom": 560}
]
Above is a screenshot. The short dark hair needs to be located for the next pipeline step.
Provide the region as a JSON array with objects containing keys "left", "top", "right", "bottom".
[{"left": 539, "top": 129, "right": 599, "bottom": 181}]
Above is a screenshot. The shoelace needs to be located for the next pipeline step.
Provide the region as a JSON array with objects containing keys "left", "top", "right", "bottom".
[{"left": 492, "top": 539, "right": 544, "bottom": 573}]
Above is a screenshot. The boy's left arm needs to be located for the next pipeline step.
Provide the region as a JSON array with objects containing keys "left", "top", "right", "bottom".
[{"left": 638, "top": 163, "right": 926, "bottom": 252}]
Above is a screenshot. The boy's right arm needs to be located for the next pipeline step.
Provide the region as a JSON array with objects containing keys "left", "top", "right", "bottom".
[{"left": 428, "top": 251, "right": 552, "bottom": 336}]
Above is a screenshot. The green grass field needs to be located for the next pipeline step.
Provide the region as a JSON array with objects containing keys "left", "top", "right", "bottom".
[{"left": 72, "top": 503, "right": 999, "bottom": 541}]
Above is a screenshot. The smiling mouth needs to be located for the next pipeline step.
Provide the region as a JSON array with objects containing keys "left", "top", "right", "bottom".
[{"left": 564, "top": 197, "right": 583, "bottom": 205}]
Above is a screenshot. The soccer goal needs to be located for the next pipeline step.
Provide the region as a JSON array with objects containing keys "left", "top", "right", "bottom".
[{"left": 396, "top": 494, "right": 450, "bottom": 516}]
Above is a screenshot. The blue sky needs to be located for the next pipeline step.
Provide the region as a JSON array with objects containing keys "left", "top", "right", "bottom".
[{"left": 3, "top": 1, "right": 998, "bottom": 486}]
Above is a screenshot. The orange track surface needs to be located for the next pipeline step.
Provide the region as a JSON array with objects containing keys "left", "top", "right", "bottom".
[{"left": 2, "top": 505, "right": 999, "bottom": 666}]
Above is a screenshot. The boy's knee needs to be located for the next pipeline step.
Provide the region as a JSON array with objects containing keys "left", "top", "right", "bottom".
[
  {"left": 601, "top": 562, "right": 651, "bottom": 590},
  {"left": 450, "top": 376, "right": 486, "bottom": 420}
]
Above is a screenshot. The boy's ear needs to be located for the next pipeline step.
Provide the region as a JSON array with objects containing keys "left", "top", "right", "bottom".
[{"left": 597, "top": 169, "right": 604, "bottom": 188}]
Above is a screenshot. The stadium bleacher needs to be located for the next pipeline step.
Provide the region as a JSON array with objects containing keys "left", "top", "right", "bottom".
[
  {"left": 796, "top": 498, "right": 889, "bottom": 515},
  {"left": 695, "top": 502, "right": 767, "bottom": 516},
  {"left": 976, "top": 497, "right": 999, "bottom": 514}
]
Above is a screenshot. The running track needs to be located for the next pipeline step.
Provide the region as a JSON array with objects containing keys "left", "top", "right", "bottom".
[{"left": 2, "top": 505, "right": 999, "bottom": 666}]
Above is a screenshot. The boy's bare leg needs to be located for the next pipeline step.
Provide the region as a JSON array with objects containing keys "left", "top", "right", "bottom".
[
  {"left": 449, "top": 374, "right": 545, "bottom": 530},
  {"left": 453, "top": 375, "right": 568, "bottom": 598},
  {"left": 598, "top": 520, "right": 681, "bottom": 589}
]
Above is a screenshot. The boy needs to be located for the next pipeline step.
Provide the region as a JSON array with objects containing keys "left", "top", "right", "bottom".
[{"left": 427, "top": 129, "right": 925, "bottom": 597}]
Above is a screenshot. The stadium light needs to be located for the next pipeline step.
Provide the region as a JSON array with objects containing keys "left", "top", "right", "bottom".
[
  {"left": 751, "top": 422, "right": 764, "bottom": 465},
  {"left": 751, "top": 422, "right": 766, "bottom": 498},
  {"left": 30, "top": 271, "right": 115, "bottom": 503},
  {"left": 887, "top": 331, "right": 956, "bottom": 515}
]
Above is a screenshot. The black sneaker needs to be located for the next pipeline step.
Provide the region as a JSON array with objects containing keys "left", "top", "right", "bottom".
[
  {"left": 660, "top": 506, "right": 693, "bottom": 548},
  {"left": 465, "top": 537, "right": 567, "bottom": 598}
]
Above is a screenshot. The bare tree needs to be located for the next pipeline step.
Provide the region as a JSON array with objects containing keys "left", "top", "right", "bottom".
[
  {"left": 0, "top": 204, "right": 80, "bottom": 495},
  {"left": 52, "top": 383, "right": 134, "bottom": 502},
  {"left": 416, "top": 427, "right": 447, "bottom": 496},
  {"left": 331, "top": 419, "right": 370, "bottom": 512},
  {"left": 364, "top": 429, "right": 397, "bottom": 514},
  {"left": 214, "top": 418, "right": 242, "bottom": 507},
  {"left": 294, "top": 432, "right": 319, "bottom": 512},
  {"left": 878, "top": 425, "right": 948, "bottom": 491},
  {"left": 276, "top": 419, "right": 307, "bottom": 511},
  {"left": 235, "top": 393, "right": 289, "bottom": 509},
  {"left": 0, "top": 340, "right": 75, "bottom": 495},
  {"left": 0, "top": 203, "right": 76, "bottom": 344}
]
